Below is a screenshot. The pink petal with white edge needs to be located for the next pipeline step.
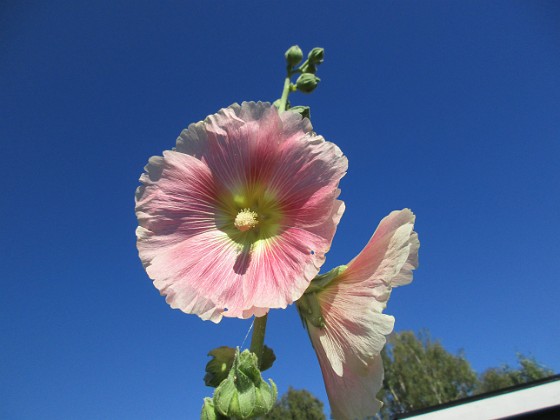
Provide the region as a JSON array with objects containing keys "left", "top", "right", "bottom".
[
  {"left": 304, "top": 209, "right": 419, "bottom": 419},
  {"left": 136, "top": 102, "right": 347, "bottom": 321}
]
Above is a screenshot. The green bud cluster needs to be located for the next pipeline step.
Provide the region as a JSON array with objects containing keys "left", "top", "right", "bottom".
[
  {"left": 276, "top": 45, "right": 326, "bottom": 117},
  {"left": 209, "top": 349, "right": 277, "bottom": 419},
  {"left": 202, "top": 346, "right": 277, "bottom": 419},
  {"left": 285, "top": 46, "right": 324, "bottom": 94}
]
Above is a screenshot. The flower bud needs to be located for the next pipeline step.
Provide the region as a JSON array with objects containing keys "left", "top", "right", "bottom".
[
  {"left": 285, "top": 45, "right": 303, "bottom": 67},
  {"left": 296, "top": 73, "right": 320, "bottom": 93},
  {"left": 213, "top": 349, "right": 277, "bottom": 419},
  {"left": 308, "top": 47, "right": 324, "bottom": 65}
]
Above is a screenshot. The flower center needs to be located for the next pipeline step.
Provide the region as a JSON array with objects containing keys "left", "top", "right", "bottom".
[{"left": 234, "top": 208, "right": 259, "bottom": 232}]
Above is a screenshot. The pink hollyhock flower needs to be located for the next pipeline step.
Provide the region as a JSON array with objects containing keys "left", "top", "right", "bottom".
[
  {"left": 135, "top": 102, "right": 347, "bottom": 322},
  {"left": 297, "top": 209, "right": 419, "bottom": 420}
]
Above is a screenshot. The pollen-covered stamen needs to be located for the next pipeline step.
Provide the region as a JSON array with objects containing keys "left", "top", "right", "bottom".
[{"left": 234, "top": 208, "right": 259, "bottom": 232}]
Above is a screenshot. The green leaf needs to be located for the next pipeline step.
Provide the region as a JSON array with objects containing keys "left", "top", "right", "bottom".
[
  {"left": 288, "top": 106, "right": 310, "bottom": 120},
  {"left": 260, "top": 345, "right": 276, "bottom": 372},
  {"left": 204, "top": 346, "right": 236, "bottom": 388},
  {"left": 273, "top": 99, "right": 291, "bottom": 111}
]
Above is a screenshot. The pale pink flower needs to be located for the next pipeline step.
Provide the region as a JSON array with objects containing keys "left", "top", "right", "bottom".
[
  {"left": 135, "top": 102, "right": 347, "bottom": 322},
  {"left": 298, "top": 209, "right": 419, "bottom": 420}
]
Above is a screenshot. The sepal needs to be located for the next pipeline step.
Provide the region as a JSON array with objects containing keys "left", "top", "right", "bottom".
[
  {"left": 200, "top": 397, "right": 227, "bottom": 420},
  {"left": 307, "top": 265, "right": 347, "bottom": 293}
]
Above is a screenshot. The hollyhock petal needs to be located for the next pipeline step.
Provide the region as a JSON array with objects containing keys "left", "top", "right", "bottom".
[
  {"left": 321, "top": 353, "right": 385, "bottom": 420},
  {"left": 344, "top": 209, "right": 418, "bottom": 291},
  {"left": 136, "top": 102, "right": 347, "bottom": 321},
  {"left": 314, "top": 296, "right": 395, "bottom": 375},
  {"left": 300, "top": 209, "right": 419, "bottom": 419},
  {"left": 223, "top": 225, "right": 333, "bottom": 320}
]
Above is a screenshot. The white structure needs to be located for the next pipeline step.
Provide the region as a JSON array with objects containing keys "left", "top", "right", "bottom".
[{"left": 399, "top": 375, "right": 560, "bottom": 420}]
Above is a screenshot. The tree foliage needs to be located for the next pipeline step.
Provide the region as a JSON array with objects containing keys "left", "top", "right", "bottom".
[
  {"left": 477, "top": 354, "right": 554, "bottom": 393},
  {"left": 378, "top": 331, "right": 477, "bottom": 418},
  {"left": 262, "top": 387, "right": 326, "bottom": 420},
  {"left": 378, "top": 330, "right": 555, "bottom": 419}
]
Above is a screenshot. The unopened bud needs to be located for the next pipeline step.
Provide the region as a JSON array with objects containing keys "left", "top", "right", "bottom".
[
  {"left": 308, "top": 47, "right": 324, "bottom": 65},
  {"left": 285, "top": 45, "right": 303, "bottom": 67},
  {"left": 296, "top": 73, "right": 320, "bottom": 93}
]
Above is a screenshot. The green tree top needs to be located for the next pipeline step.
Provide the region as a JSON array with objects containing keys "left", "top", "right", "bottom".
[
  {"left": 477, "top": 354, "right": 554, "bottom": 394},
  {"left": 379, "top": 331, "right": 477, "bottom": 418},
  {"left": 262, "top": 387, "right": 326, "bottom": 420},
  {"left": 378, "top": 330, "right": 555, "bottom": 419}
]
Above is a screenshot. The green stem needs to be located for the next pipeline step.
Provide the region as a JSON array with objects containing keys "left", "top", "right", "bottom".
[
  {"left": 277, "top": 75, "right": 292, "bottom": 113},
  {"left": 249, "top": 314, "right": 268, "bottom": 368}
]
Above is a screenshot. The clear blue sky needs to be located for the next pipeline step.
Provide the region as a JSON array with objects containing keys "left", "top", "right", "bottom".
[{"left": 2, "top": 1, "right": 559, "bottom": 418}]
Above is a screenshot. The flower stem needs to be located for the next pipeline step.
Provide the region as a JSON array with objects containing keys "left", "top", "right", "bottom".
[
  {"left": 277, "top": 75, "right": 292, "bottom": 113},
  {"left": 249, "top": 314, "right": 268, "bottom": 368}
]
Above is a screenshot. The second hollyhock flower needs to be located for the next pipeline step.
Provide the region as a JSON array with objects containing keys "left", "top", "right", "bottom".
[
  {"left": 298, "top": 209, "right": 419, "bottom": 419},
  {"left": 135, "top": 102, "right": 347, "bottom": 322}
]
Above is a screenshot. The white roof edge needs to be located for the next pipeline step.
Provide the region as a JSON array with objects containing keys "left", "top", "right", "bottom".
[{"left": 405, "top": 378, "right": 560, "bottom": 420}]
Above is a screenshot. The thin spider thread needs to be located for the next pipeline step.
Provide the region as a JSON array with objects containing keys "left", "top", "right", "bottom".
[{"left": 241, "top": 318, "right": 255, "bottom": 349}]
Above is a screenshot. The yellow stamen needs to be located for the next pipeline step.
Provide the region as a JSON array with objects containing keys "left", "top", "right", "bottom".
[{"left": 234, "top": 208, "right": 259, "bottom": 232}]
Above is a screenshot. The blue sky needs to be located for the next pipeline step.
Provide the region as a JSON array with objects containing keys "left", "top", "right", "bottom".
[{"left": 2, "top": 1, "right": 559, "bottom": 418}]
